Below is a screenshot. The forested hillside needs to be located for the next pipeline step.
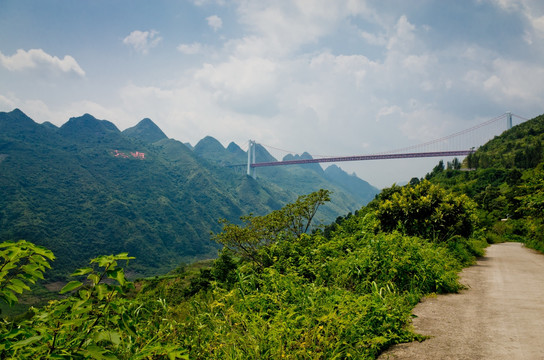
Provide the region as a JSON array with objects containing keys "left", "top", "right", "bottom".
[
  {"left": 0, "top": 110, "right": 240, "bottom": 277},
  {"left": 426, "top": 113, "right": 544, "bottom": 253},
  {"left": 1, "top": 112, "right": 542, "bottom": 359},
  {"left": 191, "top": 137, "right": 379, "bottom": 219},
  {"left": 0, "top": 109, "right": 378, "bottom": 279}
]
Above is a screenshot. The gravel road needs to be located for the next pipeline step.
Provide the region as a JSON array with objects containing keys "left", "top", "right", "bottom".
[{"left": 379, "top": 242, "right": 544, "bottom": 360}]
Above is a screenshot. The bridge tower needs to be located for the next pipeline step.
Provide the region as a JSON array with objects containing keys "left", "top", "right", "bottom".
[
  {"left": 247, "top": 140, "right": 256, "bottom": 178},
  {"left": 506, "top": 112, "right": 512, "bottom": 130}
]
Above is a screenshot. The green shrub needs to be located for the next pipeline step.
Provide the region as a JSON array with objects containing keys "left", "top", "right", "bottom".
[{"left": 376, "top": 180, "right": 478, "bottom": 242}]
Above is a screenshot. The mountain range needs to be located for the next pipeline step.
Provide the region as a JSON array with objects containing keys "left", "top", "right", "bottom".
[{"left": 0, "top": 109, "right": 378, "bottom": 278}]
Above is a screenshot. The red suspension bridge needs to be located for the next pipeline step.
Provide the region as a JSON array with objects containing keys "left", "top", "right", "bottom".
[{"left": 245, "top": 112, "right": 528, "bottom": 177}]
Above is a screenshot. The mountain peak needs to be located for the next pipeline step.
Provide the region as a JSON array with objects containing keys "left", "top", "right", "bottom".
[
  {"left": 0, "top": 108, "right": 40, "bottom": 135},
  {"left": 281, "top": 152, "right": 323, "bottom": 174},
  {"left": 1, "top": 108, "right": 35, "bottom": 124},
  {"left": 59, "top": 114, "right": 120, "bottom": 140},
  {"left": 226, "top": 142, "right": 245, "bottom": 156},
  {"left": 123, "top": 118, "right": 167, "bottom": 143},
  {"left": 283, "top": 152, "right": 314, "bottom": 161},
  {"left": 194, "top": 136, "right": 226, "bottom": 156}
]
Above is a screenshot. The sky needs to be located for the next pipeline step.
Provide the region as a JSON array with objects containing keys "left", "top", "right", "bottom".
[{"left": 1, "top": 0, "right": 543, "bottom": 188}]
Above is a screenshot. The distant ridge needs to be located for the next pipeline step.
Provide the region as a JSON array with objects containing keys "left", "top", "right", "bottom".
[
  {"left": 190, "top": 135, "right": 380, "bottom": 218},
  {"left": 123, "top": 118, "right": 168, "bottom": 143},
  {"left": 0, "top": 109, "right": 289, "bottom": 279},
  {"left": 59, "top": 114, "right": 120, "bottom": 142},
  {"left": 0, "top": 108, "right": 380, "bottom": 280}
]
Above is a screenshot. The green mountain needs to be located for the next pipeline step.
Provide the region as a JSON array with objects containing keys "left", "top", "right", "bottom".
[
  {"left": 425, "top": 113, "right": 544, "bottom": 252},
  {"left": 0, "top": 110, "right": 285, "bottom": 278},
  {"left": 3, "top": 112, "right": 544, "bottom": 359},
  {"left": 190, "top": 138, "right": 380, "bottom": 220},
  {"left": 0, "top": 109, "right": 378, "bottom": 279},
  {"left": 324, "top": 164, "right": 377, "bottom": 204},
  {"left": 465, "top": 114, "right": 544, "bottom": 170},
  {"left": 122, "top": 118, "right": 168, "bottom": 143}
]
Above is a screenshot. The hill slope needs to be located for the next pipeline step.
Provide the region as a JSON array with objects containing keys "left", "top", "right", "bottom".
[
  {"left": 0, "top": 109, "right": 378, "bottom": 278},
  {"left": 426, "top": 113, "right": 544, "bottom": 251},
  {"left": 0, "top": 110, "right": 287, "bottom": 278},
  {"left": 190, "top": 138, "right": 380, "bottom": 219}
]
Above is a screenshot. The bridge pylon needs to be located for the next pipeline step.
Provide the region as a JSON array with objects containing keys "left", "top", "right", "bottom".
[
  {"left": 506, "top": 112, "right": 512, "bottom": 130},
  {"left": 247, "top": 140, "right": 256, "bottom": 179}
]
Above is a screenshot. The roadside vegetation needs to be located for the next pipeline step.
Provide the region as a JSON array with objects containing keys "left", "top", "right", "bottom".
[
  {"left": 1, "top": 113, "right": 543, "bottom": 358},
  {"left": 2, "top": 183, "right": 486, "bottom": 359}
]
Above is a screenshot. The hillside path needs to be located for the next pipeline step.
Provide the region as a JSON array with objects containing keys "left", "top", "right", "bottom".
[{"left": 379, "top": 242, "right": 544, "bottom": 360}]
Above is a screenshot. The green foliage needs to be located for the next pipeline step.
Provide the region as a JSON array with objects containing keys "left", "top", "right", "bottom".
[
  {"left": 328, "top": 232, "right": 463, "bottom": 295},
  {"left": 0, "top": 240, "right": 54, "bottom": 306},
  {"left": 282, "top": 189, "right": 332, "bottom": 237},
  {"left": 7, "top": 113, "right": 544, "bottom": 359},
  {"left": 0, "top": 174, "right": 494, "bottom": 359},
  {"left": 0, "top": 109, "right": 376, "bottom": 280},
  {"left": 0, "top": 246, "right": 188, "bottom": 359},
  {"left": 213, "top": 189, "right": 331, "bottom": 267},
  {"left": 464, "top": 114, "right": 544, "bottom": 170},
  {"left": 136, "top": 188, "right": 489, "bottom": 358},
  {"left": 424, "top": 112, "right": 544, "bottom": 254},
  {"left": 171, "top": 271, "right": 418, "bottom": 359},
  {"left": 375, "top": 180, "right": 478, "bottom": 242}
]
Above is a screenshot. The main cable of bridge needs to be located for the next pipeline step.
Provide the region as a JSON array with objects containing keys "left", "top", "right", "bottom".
[{"left": 247, "top": 112, "right": 524, "bottom": 170}]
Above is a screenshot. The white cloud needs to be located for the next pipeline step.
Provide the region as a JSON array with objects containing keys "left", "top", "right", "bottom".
[
  {"left": 5, "top": 1, "right": 544, "bottom": 188},
  {"left": 387, "top": 15, "right": 416, "bottom": 51},
  {"left": 232, "top": 0, "right": 371, "bottom": 58},
  {"left": 192, "top": 0, "right": 226, "bottom": 6},
  {"left": 206, "top": 15, "right": 223, "bottom": 31},
  {"left": 0, "top": 49, "right": 85, "bottom": 77},
  {"left": 360, "top": 31, "right": 387, "bottom": 46},
  {"left": 194, "top": 56, "right": 280, "bottom": 116},
  {"left": 177, "top": 42, "right": 204, "bottom": 55},
  {"left": 0, "top": 94, "right": 16, "bottom": 110},
  {"left": 123, "top": 30, "right": 162, "bottom": 54},
  {"left": 532, "top": 15, "right": 544, "bottom": 37},
  {"left": 484, "top": 0, "right": 544, "bottom": 40}
]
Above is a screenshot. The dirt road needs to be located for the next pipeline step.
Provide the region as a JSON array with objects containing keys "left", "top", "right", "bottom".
[{"left": 379, "top": 242, "right": 544, "bottom": 360}]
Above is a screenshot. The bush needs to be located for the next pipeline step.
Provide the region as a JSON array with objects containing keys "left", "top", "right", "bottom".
[{"left": 376, "top": 180, "right": 478, "bottom": 242}]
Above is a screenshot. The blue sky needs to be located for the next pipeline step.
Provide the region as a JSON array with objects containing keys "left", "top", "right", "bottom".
[{"left": 1, "top": 0, "right": 543, "bottom": 187}]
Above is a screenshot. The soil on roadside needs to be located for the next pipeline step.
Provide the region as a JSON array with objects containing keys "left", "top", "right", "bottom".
[{"left": 379, "top": 242, "right": 544, "bottom": 360}]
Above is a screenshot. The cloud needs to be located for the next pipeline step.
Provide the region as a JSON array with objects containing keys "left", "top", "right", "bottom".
[
  {"left": 231, "top": 1, "right": 372, "bottom": 58},
  {"left": 177, "top": 42, "right": 203, "bottom": 55},
  {"left": 360, "top": 31, "right": 388, "bottom": 46},
  {"left": 5, "top": 1, "right": 544, "bottom": 188},
  {"left": 123, "top": 30, "right": 162, "bottom": 54},
  {"left": 206, "top": 15, "right": 223, "bottom": 31},
  {"left": 0, "top": 49, "right": 85, "bottom": 77},
  {"left": 192, "top": 0, "right": 226, "bottom": 6},
  {"left": 0, "top": 94, "right": 16, "bottom": 110},
  {"left": 194, "top": 56, "right": 280, "bottom": 116},
  {"left": 483, "top": 0, "right": 544, "bottom": 41},
  {"left": 387, "top": 15, "right": 416, "bottom": 51}
]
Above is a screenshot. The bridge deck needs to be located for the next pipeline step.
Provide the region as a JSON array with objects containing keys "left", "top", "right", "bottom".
[{"left": 250, "top": 150, "right": 472, "bottom": 168}]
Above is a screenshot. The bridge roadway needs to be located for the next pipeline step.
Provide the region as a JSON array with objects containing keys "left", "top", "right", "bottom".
[{"left": 250, "top": 150, "right": 472, "bottom": 168}]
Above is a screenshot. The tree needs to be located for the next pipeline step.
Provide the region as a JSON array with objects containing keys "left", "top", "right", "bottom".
[
  {"left": 409, "top": 177, "right": 420, "bottom": 186},
  {"left": 375, "top": 180, "right": 477, "bottom": 242},
  {"left": 447, "top": 158, "right": 461, "bottom": 170},
  {"left": 213, "top": 190, "right": 331, "bottom": 266},
  {"left": 282, "top": 189, "right": 331, "bottom": 237}
]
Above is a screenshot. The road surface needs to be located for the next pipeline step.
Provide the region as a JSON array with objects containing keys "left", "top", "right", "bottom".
[{"left": 379, "top": 242, "right": 544, "bottom": 360}]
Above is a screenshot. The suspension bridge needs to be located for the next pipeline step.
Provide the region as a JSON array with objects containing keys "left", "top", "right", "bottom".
[{"left": 244, "top": 112, "right": 527, "bottom": 178}]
